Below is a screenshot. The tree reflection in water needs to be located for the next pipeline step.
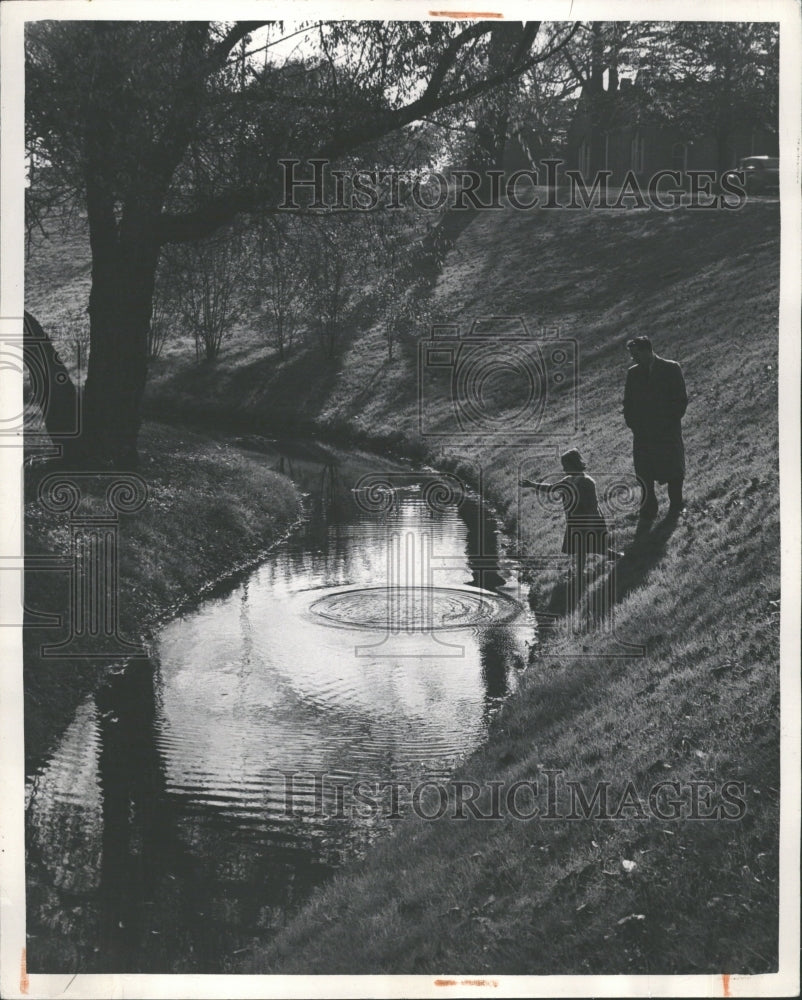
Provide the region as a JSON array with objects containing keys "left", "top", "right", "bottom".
[{"left": 25, "top": 447, "right": 531, "bottom": 972}]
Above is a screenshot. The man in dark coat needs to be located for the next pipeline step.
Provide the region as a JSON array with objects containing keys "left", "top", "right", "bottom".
[{"left": 623, "top": 336, "right": 688, "bottom": 520}]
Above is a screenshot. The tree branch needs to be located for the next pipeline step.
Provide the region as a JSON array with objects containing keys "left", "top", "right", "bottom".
[
  {"left": 421, "top": 21, "right": 496, "bottom": 104},
  {"left": 394, "top": 22, "right": 580, "bottom": 130},
  {"left": 157, "top": 22, "right": 581, "bottom": 244},
  {"left": 508, "top": 21, "right": 541, "bottom": 69},
  {"left": 564, "top": 48, "right": 588, "bottom": 88},
  {"left": 207, "top": 21, "right": 272, "bottom": 73}
]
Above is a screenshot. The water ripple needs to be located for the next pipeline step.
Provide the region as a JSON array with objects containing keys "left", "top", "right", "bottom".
[{"left": 309, "top": 585, "right": 522, "bottom": 631}]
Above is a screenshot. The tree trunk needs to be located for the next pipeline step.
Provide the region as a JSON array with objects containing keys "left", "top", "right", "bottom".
[
  {"left": 716, "top": 45, "right": 735, "bottom": 173},
  {"left": 590, "top": 23, "right": 605, "bottom": 95},
  {"left": 82, "top": 186, "right": 160, "bottom": 469}
]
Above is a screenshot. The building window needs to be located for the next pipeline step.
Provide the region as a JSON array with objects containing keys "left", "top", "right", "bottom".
[
  {"left": 671, "top": 142, "right": 687, "bottom": 172},
  {"left": 630, "top": 131, "right": 645, "bottom": 172},
  {"left": 578, "top": 138, "right": 591, "bottom": 176}
]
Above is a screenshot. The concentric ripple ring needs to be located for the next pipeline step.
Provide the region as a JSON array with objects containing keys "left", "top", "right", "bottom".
[{"left": 309, "top": 586, "right": 523, "bottom": 631}]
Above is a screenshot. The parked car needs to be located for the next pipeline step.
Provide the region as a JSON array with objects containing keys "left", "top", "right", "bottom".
[{"left": 724, "top": 155, "right": 779, "bottom": 195}]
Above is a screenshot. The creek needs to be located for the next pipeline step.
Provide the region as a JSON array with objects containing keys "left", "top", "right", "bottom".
[{"left": 25, "top": 441, "right": 533, "bottom": 972}]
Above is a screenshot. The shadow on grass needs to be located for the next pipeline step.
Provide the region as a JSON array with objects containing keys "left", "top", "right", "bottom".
[
  {"left": 465, "top": 201, "right": 780, "bottom": 318},
  {"left": 147, "top": 340, "right": 344, "bottom": 438},
  {"left": 611, "top": 513, "right": 681, "bottom": 603},
  {"left": 536, "top": 513, "right": 680, "bottom": 629}
]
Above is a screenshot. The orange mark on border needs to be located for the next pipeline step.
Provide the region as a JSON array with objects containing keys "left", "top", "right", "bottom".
[
  {"left": 20, "top": 948, "right": 29, "bottom": 994},
  {"left": 429, "top": 11, "right": 504, "bottom": 18},
  {"left": 434, "top": 980, "right": 499, "bottom": 987},
  {"left": 722, "top": 973, "right": 731, "bottom": 996}
]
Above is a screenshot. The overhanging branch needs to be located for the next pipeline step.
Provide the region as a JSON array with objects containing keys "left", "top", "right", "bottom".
[
  {"left": 421, "top": 21, "right": 497, "bottom": 103},
  {"left": 158, "top": 21, "right": 580, "bottom": 245},
  {"left": 207, "top": 21, "right": 273, "bottom": 73}
]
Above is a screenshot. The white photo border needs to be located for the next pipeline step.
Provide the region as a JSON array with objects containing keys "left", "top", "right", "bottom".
[{"left": 1, "top": 2, "right": 799, "bottom": 998}]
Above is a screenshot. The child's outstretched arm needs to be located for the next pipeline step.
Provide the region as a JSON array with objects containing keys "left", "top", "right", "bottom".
[{"left": 520, "top": 478, "right": 552, "bottom": 491}]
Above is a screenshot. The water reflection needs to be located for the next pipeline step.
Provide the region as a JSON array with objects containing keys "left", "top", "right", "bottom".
[{"left": 26, "top": 445, "right": 531, "bottom": 972}]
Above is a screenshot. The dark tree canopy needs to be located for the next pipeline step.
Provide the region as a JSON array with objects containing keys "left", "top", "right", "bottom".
[
  {"left": 25, "top": 19, "right": 776, "bottom": 467},
  {"left": 27, "top": 20, "right": 580, "bottom": 245},
  {"left": 25, "top": 19, "right": 580, "bottom": 467},
  {"left": 559, "top": 21, "right": 778, "bottom": 162}
]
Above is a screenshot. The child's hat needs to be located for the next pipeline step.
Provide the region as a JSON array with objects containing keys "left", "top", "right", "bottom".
[{"left": 560, "top": 448, "right": 586, "bottom": 471}]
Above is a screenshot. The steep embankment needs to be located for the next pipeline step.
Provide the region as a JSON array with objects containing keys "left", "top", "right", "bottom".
[
  {"left": 27, "top": 195, "right": 782, "bottom": 974},
  {"left": 144, "top": 198, "right": 780, "bottom": 523},
  {"left": 237, "top": 198, "right": 779, "bottom": 974}
]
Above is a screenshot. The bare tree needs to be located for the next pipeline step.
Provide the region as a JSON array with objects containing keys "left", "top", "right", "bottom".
[
  {"left": 169, "top": 228, "right": 243, "bottom": 362},
  {"left": 250, "top": 217, "right": 307, "bottom": 361},
  {"left": 25, "top": 19, "right": 579, "bottom": 465},
  {"left": 147, "top": 260, "right": 179, "bottom": 360},
  {"left": 305, "top": 219, "right": 362, "bottom": 360}
]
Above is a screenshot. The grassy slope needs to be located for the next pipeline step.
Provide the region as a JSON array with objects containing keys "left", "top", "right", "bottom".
[
  {"left": 26, "top": 197, "right": 781, "bottom": 973},
  {"left": 238, "top": 200, "right": 779, "bottom": 974}
]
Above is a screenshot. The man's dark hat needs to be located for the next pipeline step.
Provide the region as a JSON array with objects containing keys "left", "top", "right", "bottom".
[{"left": 561, "top": 448, "right": 586, "bottom": 471}]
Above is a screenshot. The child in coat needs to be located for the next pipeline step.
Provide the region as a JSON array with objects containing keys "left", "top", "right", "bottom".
[{"left": 521, "top": 449, "right": 623, "bottom": 579}]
